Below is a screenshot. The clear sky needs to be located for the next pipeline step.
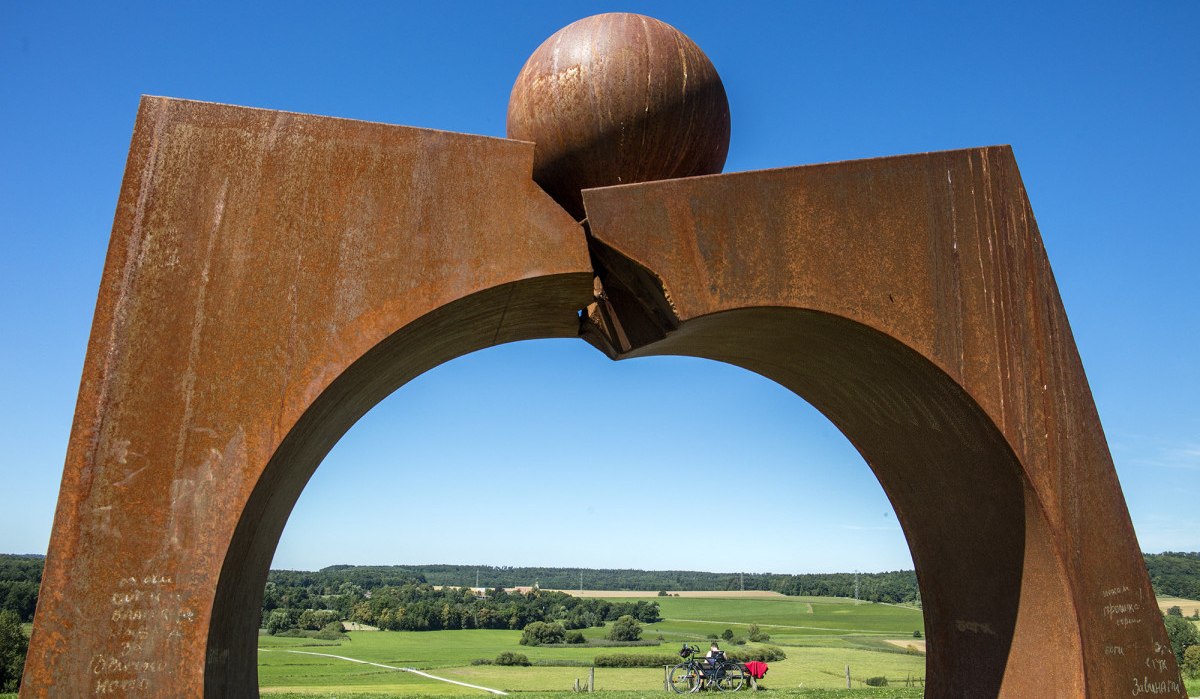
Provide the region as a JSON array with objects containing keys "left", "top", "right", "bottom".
[{"left": 1, "top": 2, "right": 1196, "bottom": 575}]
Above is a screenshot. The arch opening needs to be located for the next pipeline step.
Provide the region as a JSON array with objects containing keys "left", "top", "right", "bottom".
[
  {"left": 206, "top": 303, "right": 1080, "bottom": 698},
  {"left": 627, "top": 307, "right": 1082, "bottom": 697}
]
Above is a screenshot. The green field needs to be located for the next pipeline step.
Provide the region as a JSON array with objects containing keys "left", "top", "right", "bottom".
[
  {"left": 647, "top": 596, "right": 922, "bottom": 638},
  {"left": 259, "top": 595, "right": 928, "bottom": 696}
]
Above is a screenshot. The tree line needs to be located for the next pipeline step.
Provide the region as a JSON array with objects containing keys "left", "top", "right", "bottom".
[
  {"left": 358, "top": 564, "right": 924, "bottom": 605},
  {"left": 264, "top": 579, "right": 661, "bottom": 634},
  {"left": 3, "top": 553, "right": 1199, "bottom": 624}
]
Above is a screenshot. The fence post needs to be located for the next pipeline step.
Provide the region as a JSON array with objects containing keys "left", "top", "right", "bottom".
[
  {"left": 589, "top": 666, "right": 595, "bottom": 692},
  {"left": 845, "top": 664, "right": 851, "bottom": 688},
  {"left": 664, "top": 665, "right": 669, "bottom": 691}
]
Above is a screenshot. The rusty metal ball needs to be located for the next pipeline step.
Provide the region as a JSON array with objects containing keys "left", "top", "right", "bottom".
[{"left": 507, "top": 13, "right": 731, "bottom": 220}]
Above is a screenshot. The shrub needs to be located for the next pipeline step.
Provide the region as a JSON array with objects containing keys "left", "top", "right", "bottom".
[
  {"left": 1164, "top": 614, "right": 1200, "bottom": 665},
  {"left": 1167, "top": 606, "right": 1183, "bottom": 617},
  {"left": 495, "top": 652, "right": 530, "bottom": 666},
  {"left": 265, "top": 609, "right": 294, "bottom": 635},
  {"left": 298, "top": 609, "right": 339, "bottom": 630},
  {"left": 565, "top": 630, "right": 586, "bottom": 644},
  {"left": 471, "top": 658, "right": 493, "bottom": 665},
  {"left": 733, "top": 636, "right": 747, "bottom": 645},
  {"left": 727, "top": 646, "right": 787, "bottom": 663},
  {"left": 521, "top": 621, "right": 566, "bottom": 646},
  {"left": 315, "top": 621, "right": 347, "bottom": 640},
  {"left": 721, "top": 629, "right": 734, "bottom": 641},
  {"left": 0, "top": 610, "right": 28, "bottom": 693},
  {"left": 1182, "top": 644, "right": 1200, "bottom": 680},
  {"left": 594, "top": 654, "right": 679, "bottom": 668},
  {"left": 607, "top": 615, "right": 642, "bottom": 642},
  {"left": 706, "top": 634, "right": 719, "bottom": 640},
  {"left": 658, "top": 590, "right": 669, "bottom": 597},
  {"left": 864, "top": 676, "right": 889, "bottom": 687},
  {"left": 913, "top": 630, "right": 922, "bottom": 639},
  {"left": 747, "top": 624, "right": 770, "bottom": 643}
]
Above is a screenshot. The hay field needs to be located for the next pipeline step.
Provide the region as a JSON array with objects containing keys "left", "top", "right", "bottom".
[
  {"left": 547, "top": 589, "right": 787, "bottom": 599},
  {"left": 1156, "top": 595, "right": 1200, "bottom": 617}
]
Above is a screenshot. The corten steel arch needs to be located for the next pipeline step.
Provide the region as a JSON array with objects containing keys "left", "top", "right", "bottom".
[{"left": 22, "top": 98, "right": 1183, "bottom": 698}]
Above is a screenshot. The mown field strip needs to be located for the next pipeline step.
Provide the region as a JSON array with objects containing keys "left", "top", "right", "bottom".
[
  {"left": 261, "top": 649, "right": 507, "bottom": 695},
  {"left": 663, "top": 618, "right": 899, "bottom": 634}
]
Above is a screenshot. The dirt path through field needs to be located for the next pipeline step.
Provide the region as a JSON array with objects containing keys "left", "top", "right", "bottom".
[{"left": 260, "top": 649, "right": 507, "bottom": 695}]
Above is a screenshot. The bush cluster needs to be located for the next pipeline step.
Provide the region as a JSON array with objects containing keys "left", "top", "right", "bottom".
[
  {"left": 864, "top": 676, "right": 889, "bottom": 686},
  {"left": 726, "top": 646, "right": 787, "bottom": 663},
  {"left": 606, "top": 615, "right": 642, "bottom": 642},
  {"left": 495, "top": 652, "right": 530, "bottom": 666},
  {"left": 0, "top": 609, "right": 28, "bottom": 692},
  {"left": 315, "top": 621, "right": 347, "bottom": 640},
  {"left": 554, "top": 639, "right": 661, "bottom": 648},
  {"left": 593, "top": 654, "right": 679, "bottom": 668},
  {"left": 520, "top": 621, "right": 565, "bottom": 646},
  {"left": 1181, "top": 645, "right": 1200, "bottom": 680}
]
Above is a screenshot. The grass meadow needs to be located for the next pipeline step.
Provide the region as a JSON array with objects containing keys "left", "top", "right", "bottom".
[
  {"left": 1, "top": 598, "right": 1194, "bottom": 697},
  {"left": 258, "top": 594, "right": 929, "bottom": 696}
]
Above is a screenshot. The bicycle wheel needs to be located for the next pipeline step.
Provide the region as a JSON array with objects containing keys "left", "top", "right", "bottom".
[
  {"left": 669, "top": 663, "right": 702, "bottom": 693},
  {"left": 715, "top": 663, "right": 745, "bottom": 692}
]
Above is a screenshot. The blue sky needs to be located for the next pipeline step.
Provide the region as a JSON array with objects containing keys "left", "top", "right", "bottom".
[{"left": 1, "top": 2, "right": 1196, "bottom": 575}]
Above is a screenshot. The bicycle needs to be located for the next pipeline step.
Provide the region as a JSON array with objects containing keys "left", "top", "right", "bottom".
[{"left": 668, "top": 644, "right": 746, "bottom": 693}]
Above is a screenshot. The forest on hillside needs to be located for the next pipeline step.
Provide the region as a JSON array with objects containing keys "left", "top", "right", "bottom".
[{"left": 1145, "top": 552, "right": 1200, "bottom": 600}]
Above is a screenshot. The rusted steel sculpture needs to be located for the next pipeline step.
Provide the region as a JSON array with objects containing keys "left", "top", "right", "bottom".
[{"left": 23, "top": 12, "right": 1184, "bottom": 699}]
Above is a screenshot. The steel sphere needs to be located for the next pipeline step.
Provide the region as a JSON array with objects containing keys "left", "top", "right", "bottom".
[{"left": 507, "top": 13, "right": 731, "bottom": 220}]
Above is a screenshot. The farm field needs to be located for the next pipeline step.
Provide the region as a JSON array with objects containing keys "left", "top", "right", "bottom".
[
  {"left": 259, "top": 593, "right": 927, "bottom": 695},
  {"left": 1156, "top": 595, "right": 1200, "bottom": 618},
  {"left": 549, "top": 590, "right": 788, "bottom": 599}
]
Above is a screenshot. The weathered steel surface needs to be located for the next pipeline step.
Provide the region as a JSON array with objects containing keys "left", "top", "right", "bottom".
[
  {"left": 23, "top": 77, "right": 1179, "bottom": 699},
  {"left": 582, "top": 147, "right": 1184, "bottom": 698},
  {"left": 21, "top": 96, "right": 595, "bottom": 697},
  {"left": 507, "top": 13, "right": 729, "bottom": 219}
]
